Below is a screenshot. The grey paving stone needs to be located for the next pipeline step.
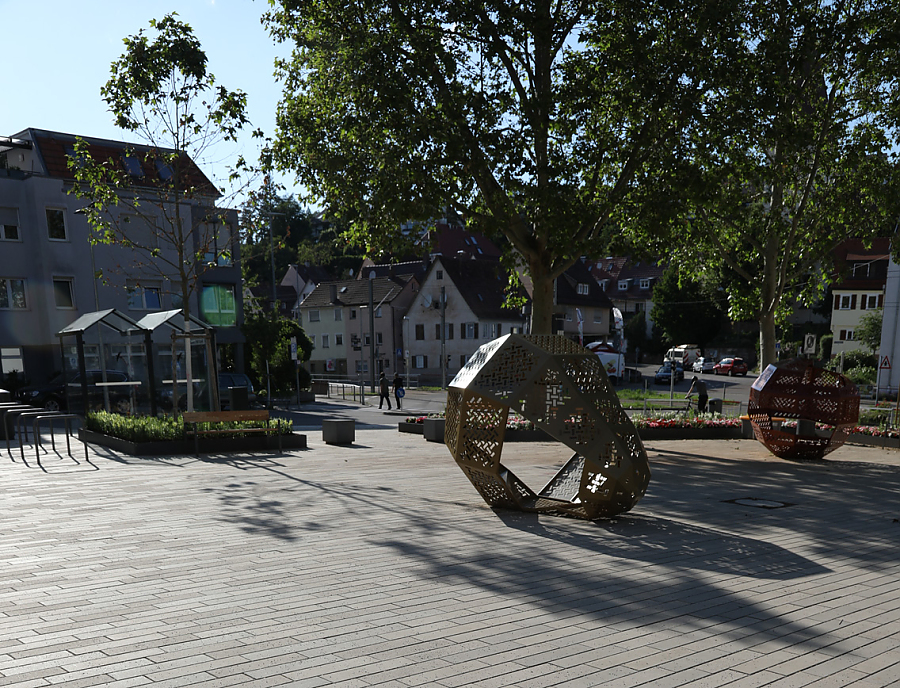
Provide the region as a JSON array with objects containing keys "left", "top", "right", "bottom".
[{"left": 2, "top": 419, "right": 900, "bottom": 688}]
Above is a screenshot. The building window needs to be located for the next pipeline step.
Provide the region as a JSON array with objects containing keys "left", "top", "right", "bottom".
[
  {"left": 200, "top": 284, "right": 236, "bottom": 327},
  {"left": 600, "top": 280, "right": 608, "bottom": 291},
  {"left": 202, "top": 222, "right": 233, "bottom": 266},
  {"left": 309, "top": 310, "right": 320, "bottom": 322},
  {"left": 376, "top": 332, "right": 383, "bottom": 345},
  {"left": 364, "top": 333, "right": 371, "bottom": 346},
  {"left": 335, "top": 334, "right": 343, "bottom": 346},
  {"left": 322, "top": 334, "right": 330, "bottom": 348},
  {"left": 435, "top": 323, "right": 441, "bottom": 340},
  {"left": 375, "top": 306, "right": 382, "bottom": 318},
  {"left": 414, "top": 355, "right": 428, "bottom": 369},
  {"left": 0, "top": 208, "right": 19, "bottom": 241},
  {"left": 46, "top": 208, "right": 67, "bottom": 241},
  {"left": 862, "top": 294, "right": 879, "bottom": 310},
  {"left": 460, "top": 354, "right": 467, "bottom": 367},
  {"left": 447, "top": 323, "right": 454, "bottom": 340},
  {"left": 640, "top": 278, "right": 651, "bottom": 289},
  {"left": 461, "top": 322, "right": 478, "bottom": 339},
  {"left": 837, "top": 295, "right": 855, "bottom": 310},
  {"left": 155, "top": 159, "right": 173, "bottom": 181},
  {"left": 52, "top": 278, "right": 75, "bottom": 309},
  {"left": 0, "top": 278, "right": 27, "bottom": 309},
  {"left": 566, "top": 309, "right": 573, "bottom": 322},
  {"left": 334, "top": 309, "right": 342, "bottom": 321},
  {"left": 839, "top": 329, "right": 855, "bottom": 341},
  {"left": 0, "top": 347, "right": 24, "bottom": 374},
  {"left": 635, "top": 302, "right": 645, "bottom": 312},
  {"left": 122, "top": 154, "right": 144, "bottom": 177},
  {"left": 576, "top": 283, "right": 589, "bottom": 295},
  {"left": 618, "top": 280, "right": 629, "bottom": 291},
  {"left": 593, "top": 311, "right": 602, "bottom": 323},
  {"left": 436, "top": 270, "right": 443, "bottom": 280},
  {"left": 415, "top": 324, "right": 425, "bottom": 340},
  {"left": 350, "top": 309, "right": 357, "bottom": 320},
  {"left": 356, "top": 360, "right": 369, "bottom": 373},
  {"left": 127, "top": 284, "right": 161, "bottom": 310},
  {"left": 310, "top": 335, "right": 317, "bottom": 347}
]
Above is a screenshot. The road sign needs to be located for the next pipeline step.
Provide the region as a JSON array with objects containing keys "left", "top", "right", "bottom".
[
  {"left": 880, "top": 355, "right": 891, "bottom": 370},
  {"left": 290, "top": 337, "right": 298, "bottom": 362},
  {"left": 803, "top": 334, "right": 816, "bottom": 354}
]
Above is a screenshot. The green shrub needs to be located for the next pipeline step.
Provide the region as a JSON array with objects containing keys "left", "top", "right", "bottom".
[
  {"left": 85, "top": 411, "right": 293, "bottom": 442},
  {"left": 844, "top": 366, "right": 876, "bottom": 385}
]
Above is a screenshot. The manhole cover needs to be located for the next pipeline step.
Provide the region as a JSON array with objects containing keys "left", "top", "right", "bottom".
[{"left": 724, "top": 497, "right": 794, "bottom": 509}]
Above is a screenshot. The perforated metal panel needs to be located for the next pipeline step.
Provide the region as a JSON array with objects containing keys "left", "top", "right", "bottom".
[
  {"left": 446, "top": 334, "right": 651, "bottom": 519},
  {"left": 748, "top": 359, "right": 860, "bottom": 460}
]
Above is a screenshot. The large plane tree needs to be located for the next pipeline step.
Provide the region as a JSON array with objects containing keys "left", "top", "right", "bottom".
[{"left": 264, "top": 0, "right": 741, "bottom": 332}]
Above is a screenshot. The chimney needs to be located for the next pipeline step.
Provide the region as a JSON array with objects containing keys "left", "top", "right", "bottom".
[{"left": 329, "top": 284, "right": 338, "bottom": 303}]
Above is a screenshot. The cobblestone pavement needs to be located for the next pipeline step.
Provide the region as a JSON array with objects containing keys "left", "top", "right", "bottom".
[{"left": 2, "top": 409, "right": 899, "bottom": 687}]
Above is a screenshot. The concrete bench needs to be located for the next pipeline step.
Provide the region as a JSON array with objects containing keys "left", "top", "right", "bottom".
[{"left": 322, "top": 419, "right": 355, "bottom": 445}]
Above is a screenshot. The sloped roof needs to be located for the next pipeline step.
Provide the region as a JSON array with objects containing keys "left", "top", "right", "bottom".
[
  {"left": 357, "top": 259, "right": 430, "bottom": 282},
  {"left": 300, "top": 276, "right": 408, "bottom": 308},
  {"left": 436, "top": 257, "right": 526, "bottom": 321},
  {"left": 423, "top": 223, "right": 502, "bottom": 261},
  {"left": 556, "top": 260, "right": 614, "bottom": 308},
  {"left": 832, "top": 237, "right": 891, "bottom": 290},
  {"left": 19, "top": 128, "right": 219, "bottom": 197}
]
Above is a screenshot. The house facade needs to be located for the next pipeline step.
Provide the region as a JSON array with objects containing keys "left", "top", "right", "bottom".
[
  {"left": 402, "top": 256, "right": 527, "bottom": 385},
  {"left": 589, "top": 257, "right": 664, "bottom": 338},
  {"left": 552, "top": 259, "right": 615, "bottom": 345},
  {"left": 0, "top": 129, "right": 244, "bottom": 386},
  {"left": 298, "top": 277, "right": 416, "bottom": 381},
  {"left": 830, "top": 238, "right": 889, "bottom": 356}
]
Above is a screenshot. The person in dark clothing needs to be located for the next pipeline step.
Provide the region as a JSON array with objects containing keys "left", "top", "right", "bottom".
[
  {"left": 686, "top": 375, "right": 708, "bottom": 413},
  {"left": 392, "top": 372, "right": 404, "bottom": 410},
  {"left": 378, "top": 372, "right": 392, "bottom": 410}
]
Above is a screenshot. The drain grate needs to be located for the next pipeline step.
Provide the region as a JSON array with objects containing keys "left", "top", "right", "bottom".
[{"left": 723, "top": 497, "right": 794, "bottom": 509}]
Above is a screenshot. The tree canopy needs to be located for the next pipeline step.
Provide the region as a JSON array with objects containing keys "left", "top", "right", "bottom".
[
  {"left": 649, "top": 265, "right": 726, "bottom": 349},
  {"left": 70, "top": 13, "right": 255, "bottom": 409},
  {"left": 264, "top": 0, "right": 739, "bottom": 332},
  {"left": 628, "top": 0, "right": 900, "bottom": 367}
]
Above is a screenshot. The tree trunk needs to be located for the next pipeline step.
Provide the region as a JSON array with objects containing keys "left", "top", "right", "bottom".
[
  {"left": 758, "top": 307, "right": 777, "bottom": 371},
  {"left": 528, "top": 262, "right": 555, "bottom": 335}
]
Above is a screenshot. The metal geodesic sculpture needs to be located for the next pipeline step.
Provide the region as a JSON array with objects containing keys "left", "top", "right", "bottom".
[
  {"left": 749, "top": 359, "right": 860, "bottom": 460},
  {"left": 445, "top": 334, "right": 651, "bottom": 519}
]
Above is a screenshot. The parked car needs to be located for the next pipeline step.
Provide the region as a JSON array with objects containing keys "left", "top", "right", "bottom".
[
  {"left": 17, "top": 370, "right": 134, "bottom": 413},
  {"left": 218, "top": 372, "right": 257, "bottom": 409},
  {"left": 692, "top": 357, "right": 716, "bottom": 374},
  {"left": 159, "top": 373, "right": 257, "bottom": 411},
  {"left": 654, "top": 362, "right": 685, "bottom": 384},
  {"left": 714, "top": 357, "right": 749, "bottom": 376}
]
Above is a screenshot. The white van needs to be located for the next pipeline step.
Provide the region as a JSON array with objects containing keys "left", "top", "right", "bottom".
[{"left": 664, "top": 344, "right": 702, "bottom": 369}]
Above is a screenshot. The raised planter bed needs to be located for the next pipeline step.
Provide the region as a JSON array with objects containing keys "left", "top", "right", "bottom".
[
  {"left": 846, "top": 433, "right": 900, "bottom": 449},
  {"left": 638, "top": 427, "right": 743, "bottom": 441},
  {"left": 79, "top": 429, "right": 307, "bottom": 456},
  {"left": 398, "top": 422, "right": 424, "bottom": 435}
]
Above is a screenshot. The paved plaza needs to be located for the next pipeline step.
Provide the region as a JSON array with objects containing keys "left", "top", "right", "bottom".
[{"left": 2, "top": 398, "right": 899, "bottom": 687}]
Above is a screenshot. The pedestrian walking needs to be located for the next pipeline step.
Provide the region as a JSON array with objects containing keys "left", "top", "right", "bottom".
[
  {"left": 686, "top": 375, "right": 708, "bottom": 414},
  {"left": 393, "top": 372, "right": 404, "bottom": 410},
  {"left": 378, "top": 372, "right": 392, "bottom": 410}
]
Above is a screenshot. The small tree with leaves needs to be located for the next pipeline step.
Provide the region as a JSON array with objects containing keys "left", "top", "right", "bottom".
[
  {"left": 70, "top": 13, "right": 258, "bottom": 410},
  {"left": 856, "top": 309, "right": 883, "bottom": 355}
]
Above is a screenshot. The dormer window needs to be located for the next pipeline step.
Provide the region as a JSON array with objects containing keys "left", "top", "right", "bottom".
[
  {"left": 618, "top": 280, "right": 629, "bottom": 291},
  {"left": 155, "top": 159, "right": 173, "bottom": 181},
  {"left": 640, "top": 278, "right": 651, "bottom": 289},
  {"left": 600, "top": 280, "right": 608, "bottom": 291},
  {"left": 122, "top": 155, "right": 143, "bottom": 177}
]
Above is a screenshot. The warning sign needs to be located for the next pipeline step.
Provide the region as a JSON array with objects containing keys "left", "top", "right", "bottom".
[{"left": 880, "top": 355, "right": 891, "bottom": 370}]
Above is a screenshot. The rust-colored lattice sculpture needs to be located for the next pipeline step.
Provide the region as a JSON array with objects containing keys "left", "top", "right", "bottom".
[
  {"left": 748, "top": 359, "right": 860, "bottom": 460},
  {"left": 445, "top": 334, "right": 651, "bottom": 519}
]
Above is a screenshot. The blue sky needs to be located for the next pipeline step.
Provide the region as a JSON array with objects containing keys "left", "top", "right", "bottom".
[{"left": 1, "top": 0, "right": 294, "bottom": 201}]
